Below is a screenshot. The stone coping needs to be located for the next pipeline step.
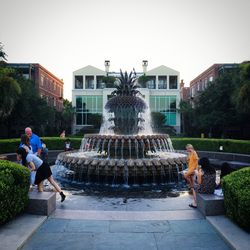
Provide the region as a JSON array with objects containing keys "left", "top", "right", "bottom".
[
  {"left": 197, "top": 193, "right": 225, "bottom": 216},
  {"left": 26, "top": 190, "right": 56, "bottom": 216},
  {"left": 0, "top": 214, "right": 47, "bottom": 250},
  {"left": 207, "top": 215, "right": 250, "bottom": 250}
]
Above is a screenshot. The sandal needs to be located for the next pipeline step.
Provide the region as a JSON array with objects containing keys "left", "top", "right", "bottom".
[{"left": 189, "top": 203, "right": 197, "bottom": 208}]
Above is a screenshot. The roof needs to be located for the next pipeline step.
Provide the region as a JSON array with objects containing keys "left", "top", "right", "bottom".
[{"left": 73, "top": 65, "right": 106, "bottom": 75}]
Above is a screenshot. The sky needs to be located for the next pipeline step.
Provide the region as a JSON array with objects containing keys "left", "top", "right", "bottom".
[{"left": 0, "top": 0, "right": 250, "bottom": 100}]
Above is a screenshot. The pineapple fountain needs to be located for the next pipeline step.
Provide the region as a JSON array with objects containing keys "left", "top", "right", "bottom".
[{"left": 56, "top": 71, "right": 187, "bottom": 186}]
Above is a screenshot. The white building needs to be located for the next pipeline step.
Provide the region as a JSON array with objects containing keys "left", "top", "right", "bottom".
[{"left": 72, "top": 61, "right": 181, "bottom": 134}]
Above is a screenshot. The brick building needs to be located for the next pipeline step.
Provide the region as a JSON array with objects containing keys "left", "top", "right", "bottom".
[
  {"left": 180, "top": 80, "right": 190, "bottom": 102},
  {"left": 190, "top": 63, "right": 238, "bottom": 104},
  {"left": 7, "top": 63, "right": 64, "bottom": 111}
]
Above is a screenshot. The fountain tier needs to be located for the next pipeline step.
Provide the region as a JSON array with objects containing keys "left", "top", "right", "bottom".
[{"left": 56, "top": 134, "right": 187, "bottom": 185}]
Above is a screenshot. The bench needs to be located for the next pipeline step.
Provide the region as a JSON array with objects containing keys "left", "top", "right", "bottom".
[
  {"left": 197, "top": 193, "right": 225, "bottom": 216},
  {"left": 26, "top": 190, "right": 56, "bottom": 216}
]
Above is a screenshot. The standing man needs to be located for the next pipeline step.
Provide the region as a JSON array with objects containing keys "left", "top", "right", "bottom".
[{"left": 25, "top": 127, "right": 42, "bottom": 157}]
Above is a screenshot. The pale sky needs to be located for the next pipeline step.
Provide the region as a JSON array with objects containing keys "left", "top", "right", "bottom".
[{"left": 1, "top": 0, "right": 249, "bottom": 100}]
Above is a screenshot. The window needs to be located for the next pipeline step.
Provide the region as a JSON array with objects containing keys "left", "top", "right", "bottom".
[
  {"left": 54, "top": 98, "right": 56, "bottom": 107},
  {"left": 205, "top": 78, "right": 208, "bottom": 89},
  {"left": 97, "top": 76, "right": 105, "bottom": 89},
  {"left": 41, "top": 75, "right": 44, "bottom": 86},
  {"left": 75, "top": 75, "right": 83, "bottom": 89},
  {"left": 209, "top": 76, "right": 213, "bottom": 82},
  {"left": 146, "top": 76, "right": 156, "bottom": 89},
  {"left": 85, "top": 76, "right": 94, "bottom": 89},
  {"left": 149, "top": 95, "right": 177, "bottom": 126},
  {"left": 197, "top": 82, "right": 200, "bottom": 91},
  {"left": 75, "top": 95, "right": 103, "bottom": 125},
  {"left": 158, "top": 76, "right": 167, "bottom": 89},
  {"left": 169, "top": 75, "right": 177, "bottom": 89}
]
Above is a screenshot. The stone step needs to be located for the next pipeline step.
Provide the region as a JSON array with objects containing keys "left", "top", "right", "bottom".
[
  {"left": 26, "top": 190, "right": 56, "bottom": 216},
  {"left": 51, "top": 208, "right": 204, "bottom": 221}
]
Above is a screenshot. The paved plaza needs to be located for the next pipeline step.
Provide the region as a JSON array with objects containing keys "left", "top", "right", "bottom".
[
  {"left": 2, "top": 191, "right": 249, "bottom": 250},
  {"left": 22, "top": 218, "right": 230, "bottom": 250},
  {"left": 20, "top": 193, "right": 231, "bottom": 250}
]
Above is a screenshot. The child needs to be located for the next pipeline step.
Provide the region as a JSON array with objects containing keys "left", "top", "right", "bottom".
[
  {"left": 64, "top": 139, "right": 72, "bottom": 151},
  {"left": 16, "top": 146, "right": 66, "bottom": 202}
]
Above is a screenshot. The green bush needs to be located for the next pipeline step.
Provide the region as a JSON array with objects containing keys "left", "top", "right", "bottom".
[
  {"left": 222, "top": 167, "right": 250, "bottom": 231},
  {"left": 0, "top": 160, "right": 30, "bottom": 225},
  {"left": 41, "top": 137, "right": 82, "bottom": 151},
  {"left": 171, "top": 138, "right": 250, "bottom": 154},
  {"left": 0, "top": 137, "right": 249, "bottom": 154},
  {"left": 0, "top": 138, "right": 21, "bottom": 154},
  {"left": 0, "top": 137, "right": 83, "bottom": 154}
]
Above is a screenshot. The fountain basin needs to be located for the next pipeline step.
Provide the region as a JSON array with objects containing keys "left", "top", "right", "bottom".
[{"left": 56, "top": 134, "right": 187, "bottom": 186}]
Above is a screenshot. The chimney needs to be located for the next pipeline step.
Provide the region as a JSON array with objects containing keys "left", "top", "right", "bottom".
[
  {"left": 142, "top": 60, "right": 148, "bottom": 74},
  {"left": 104, "top": 60, "right": 110, "bottom": 74}
]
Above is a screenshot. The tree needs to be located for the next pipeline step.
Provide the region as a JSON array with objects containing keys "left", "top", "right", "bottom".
[
  {"left": 138, "top": 75, "right": 150, "bottom": 88},
  {"left": 102, "top": 76, "right": 116, "bottom": 88},
  {"left": 2, "top": 74, "right": 58, "bottom": 137},
  {"left": 234, "top": 62, "right": 250, "bottom": 113},
  {"left": 59, "top": 99, "right": 75, "bottom": 134},
  {"left": 151, "top": 112, "right": 166, "bottom": 128},
  {"left": 178, "top": 100, "right": 195, "bottom": 136},
  {"left": 0, "top": 67, "right": 21, "bottom": 119},
  {"left": 195, "top": 73, "right": 238, "bottom": 137},
  {"left": 0, "top": 42, "right": 7, "bottom": 62}
]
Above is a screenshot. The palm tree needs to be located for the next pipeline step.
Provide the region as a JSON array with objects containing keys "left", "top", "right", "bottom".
[{"left": 0, "top": 42, "right": 7, "bottom": 62}]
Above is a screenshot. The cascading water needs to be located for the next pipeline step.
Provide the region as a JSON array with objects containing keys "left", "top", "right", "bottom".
[{"left": 55, "top": 70, "right": 187, "bottom": 186}]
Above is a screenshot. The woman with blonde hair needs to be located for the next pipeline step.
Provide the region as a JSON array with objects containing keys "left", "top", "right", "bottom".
[{"left": 184, "top": 144, "right": 199, "bottom": 193}]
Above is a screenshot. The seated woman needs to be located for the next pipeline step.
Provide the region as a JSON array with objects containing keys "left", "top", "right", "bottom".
[
  {"left": 17, "top": 139, "right": 66, "bottom": 202},
  {"left": 189, "top": 157, "right": 216, "bottom": 208}
]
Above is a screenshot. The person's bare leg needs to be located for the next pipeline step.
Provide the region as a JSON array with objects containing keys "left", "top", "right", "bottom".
[
  {"left": 47, "top": 176, "right": 61, "bottom": 193},
  {"left": 38, "top": 182, "right": 44, "bottom": 192},
  {"left": 192, "top": 188, "right": 197, "bottom": 206}
]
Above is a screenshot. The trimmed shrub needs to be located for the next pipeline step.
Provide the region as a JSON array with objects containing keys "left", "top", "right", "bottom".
[
  {"left": 40, "top": 137, "right": 82, "bottom": 151},
  {"left": 0, "top": 137, "right": 249, "bottom": 154},
  {"left": 0, "top": 160, "right": 30, "bottom": 225},
  {"left": 172, "top": 138, "right": 250, "bottom": 154},
  {"left": 0, "top": 138, "right": 21, "bottom": 154},
  {"left": 222, "top": 167, "right": 250, "bottom": 231}
]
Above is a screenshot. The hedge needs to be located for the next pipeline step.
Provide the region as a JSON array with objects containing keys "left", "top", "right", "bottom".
[
  {"left": 171, "top": 138, "right": 250, "bottom": 154},
  {"left": 222, "top": 167, "right": 250, "bottom": 231},
  {"left": 0, "top": 137, "right": 82, "bottom": 154},
  {"left": 0, "top": 160, "right": 30, "bottom": 225},
  {"left": 0, "top": 137, "right": 249, "bottom": 154}
]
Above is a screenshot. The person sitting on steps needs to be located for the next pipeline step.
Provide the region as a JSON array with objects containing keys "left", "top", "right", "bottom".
[{"left": 189, "top": 157, "right": 216, "bottom": 208}]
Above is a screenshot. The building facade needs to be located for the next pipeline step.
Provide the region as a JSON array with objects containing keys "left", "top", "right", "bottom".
[
  {"left": 180, "top": 80, "right": 190, "bottom": 102},
  {"left": 72, "top": 61, "right": 181, "bottom": 134},
  {"left": 7, "top": 63, "right": 64, "bottom": 111},
  {"left": 190, "top": 63, "right": 238, "bottom": 104}
]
